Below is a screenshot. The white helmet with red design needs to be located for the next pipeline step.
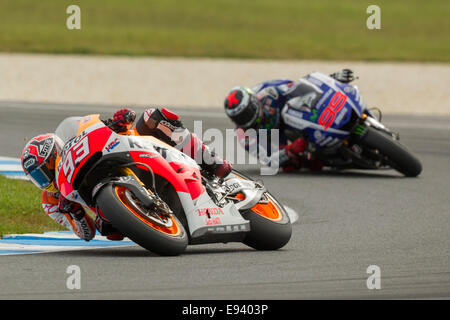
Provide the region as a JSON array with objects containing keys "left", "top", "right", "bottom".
[{"left": 21, "top": 133, "right": 64, "bottom": 193}]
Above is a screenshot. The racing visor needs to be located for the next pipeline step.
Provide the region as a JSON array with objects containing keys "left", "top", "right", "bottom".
[
  {"left": 238, "top": 95, "right": 263, "bottom": 129},
  {"left": 26, "top": 162, "right": 55, "bottom": 190}
]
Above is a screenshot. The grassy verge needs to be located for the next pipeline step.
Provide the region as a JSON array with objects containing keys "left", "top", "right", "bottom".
[
  {"left": 0, "top": 175, "right": 64, "bottom": 236},
  {"left": 0, "top": 0, "right": 448, "bottom": 62}
]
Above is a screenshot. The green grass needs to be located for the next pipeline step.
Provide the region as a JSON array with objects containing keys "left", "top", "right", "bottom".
[
  {"left": 0, "top": 175, "right": 64, "bottom": 236},
  {"left": 0, "top": 0, "right": 449, "bottom": 62}
]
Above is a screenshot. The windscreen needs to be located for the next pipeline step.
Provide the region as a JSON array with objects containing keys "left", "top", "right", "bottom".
[
  {"left": 284, "top": 79, "right": 324, "bottom": 112},
  {"left": 55, "top": 116, "right": 82, "bottom": 144}
]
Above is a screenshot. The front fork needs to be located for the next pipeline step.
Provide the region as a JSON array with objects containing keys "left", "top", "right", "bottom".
[
  {"left": 348, "top": 112, "right": 399, "bottom": 144},
  {"left": 339, "top": 112, "right": 399, "bottom": 169},
  {"left": 92, "top": 166, "right": 157, "bottom": 210},
  {"left": 118, "top": 167, "right": 172, "bottom": 215}
]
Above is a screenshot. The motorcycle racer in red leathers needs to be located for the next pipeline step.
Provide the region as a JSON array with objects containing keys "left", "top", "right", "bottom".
[{"left": 21, "top": 107, "right": 232, "bottom": 241}]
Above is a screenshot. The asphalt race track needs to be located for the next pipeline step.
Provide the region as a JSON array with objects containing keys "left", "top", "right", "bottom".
[{"left": 0, "top": 101, "right": 449, "bottom": 299}]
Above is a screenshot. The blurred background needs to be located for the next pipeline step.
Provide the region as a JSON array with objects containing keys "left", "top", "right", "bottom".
[
  {"left": 0, "top": 0, "right": 448, "bottom": 113},
  {"left": 0, "top": 0, "right": 448, "bottom": 61}
]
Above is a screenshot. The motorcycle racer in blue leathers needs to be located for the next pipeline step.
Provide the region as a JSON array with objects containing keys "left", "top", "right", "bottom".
[{"left": 224, "top": 69, "right": 356, "bottom": 172}]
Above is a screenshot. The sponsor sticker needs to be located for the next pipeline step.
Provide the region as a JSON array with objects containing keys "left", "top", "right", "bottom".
[
  {"left": 197, "top": 208, "right": 224, "bottom": 217},
  {"left": 106, "top": 138, "right": 120, "bottom": 152}
]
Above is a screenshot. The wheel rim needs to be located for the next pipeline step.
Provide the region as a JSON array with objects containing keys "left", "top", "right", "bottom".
[
  {"left": 115, "top": 185, "right": 181, "bottom": 236},
  {"left": 123, "top": 189, "right": 174, "bottom": 228}
]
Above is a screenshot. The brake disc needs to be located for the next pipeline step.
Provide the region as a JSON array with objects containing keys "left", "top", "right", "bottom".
[{"left": 124, "top": 189, "right": 173, "bottom": 228}]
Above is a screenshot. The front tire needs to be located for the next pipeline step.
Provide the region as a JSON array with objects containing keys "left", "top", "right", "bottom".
[
  {"left": 242, "top": 193, "right": 292, "bottom": 250},
  {"left": 231, "top": 170, "right": 292, "bottom": 250},
  {"left": 96, "top": 183, "right": 188, "bottom": 256},
  {"left": 360, "top": 127, "right": 422, "bottom": 177}
]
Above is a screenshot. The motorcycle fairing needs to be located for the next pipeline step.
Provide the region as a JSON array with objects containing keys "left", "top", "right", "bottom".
[
  {"left": 306, "top": 72, "right": 366, "bottom": 116},
  {"left": 223, "top": 177, "right": 266, "bottom": 211},
  {"left": 124, "top": 140, "right": 250, "bottom": 239},
  {"left": 56, "top": 123, "right": 112, "bottom": 197},
  {"left": 55, "top": 114, "right": 252, "bottom": 240},
  {"left": 177, "top": 191, "right": 250, "bottom": 239},
  {"left": 281, "top": 72, "right": 368, "bottom": 149}
]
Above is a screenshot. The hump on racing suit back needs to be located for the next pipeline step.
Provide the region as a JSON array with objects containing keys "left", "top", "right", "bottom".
[
  {"left": 281, "top": 72, "right": 367, "bottom": 151},
  {"left": 251, "top": 79, "right": 294, "bottom": 131},
  {"left": 237, "top": 79, "right": 293, "bottom": 157}
]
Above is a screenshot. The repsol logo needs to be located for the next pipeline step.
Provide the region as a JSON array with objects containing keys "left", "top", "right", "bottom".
[
  {"left": 62, "top": 131, "right": 88, "bottom": 154},
  {"left": 78, "top": 219, "right": 93, "bottom": 239}
]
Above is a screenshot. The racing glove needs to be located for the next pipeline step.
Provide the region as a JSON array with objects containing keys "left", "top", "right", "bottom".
[
  {"left": 111, "top": 108, "right": 136, "bottom": 132},
  {"left": 330, "top": 69, "right": 355, "bottom": 83},
  {"left": 285, "top": 138, "right": 307, "bottom": 159},
  {"left": 283, "top": 138, "right": 324, "bottom": 172},
  {"left": 281, "top": 138, "right": 308, "bottom": 172}
]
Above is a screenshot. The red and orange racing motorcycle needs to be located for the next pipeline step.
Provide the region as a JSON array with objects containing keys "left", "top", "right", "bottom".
[{"left": 54, "top": 114, "right": 292, "bottom": 255}]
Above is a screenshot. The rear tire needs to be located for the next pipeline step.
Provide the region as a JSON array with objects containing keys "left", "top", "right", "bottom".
[
  {"left": 96, "top": 183, "right": 188, "bottom": 256},
  {"left": 361, "top": 127, "right": 422, "bottom": 177}
]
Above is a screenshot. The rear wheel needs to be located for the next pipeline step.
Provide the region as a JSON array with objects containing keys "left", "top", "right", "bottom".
[
  {"left": 231, "top": 170, "right": 292, "bottom": 250},
  {"left": 360, "top": 127, "right": 422, "bottom": 177},
  {"left": 96, "top": 183, "right": 188, "bottom": 256}
]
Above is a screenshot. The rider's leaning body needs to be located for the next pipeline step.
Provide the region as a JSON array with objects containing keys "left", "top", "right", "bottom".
[
  {"left": 21, "top": 108, "right": 232, "bottom": 241},
  {"left": 224, "top": 69, "right": 356, "bottom": 172}
]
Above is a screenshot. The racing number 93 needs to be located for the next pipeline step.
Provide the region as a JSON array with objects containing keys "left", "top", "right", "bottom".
[
  {"left": 318, "top": 91, "right": 347, "bottom": 130},
  {"left": 63, "top": 136, "right": 90, "bottom": 183}
]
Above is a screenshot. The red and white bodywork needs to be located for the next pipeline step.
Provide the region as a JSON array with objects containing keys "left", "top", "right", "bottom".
[{"left": 55, "top": 114, "right": 252, "bottom": 240}]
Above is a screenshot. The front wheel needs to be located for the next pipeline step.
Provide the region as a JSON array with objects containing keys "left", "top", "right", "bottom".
[
  {"left": 231, "top": 170, "right": 292, "bottom": 250},
  {"left": 360, "top": 126, "right": 422, "bottom": 177},
  {"left": 96, "top": 183, "right": 188, "bottom": 256}
]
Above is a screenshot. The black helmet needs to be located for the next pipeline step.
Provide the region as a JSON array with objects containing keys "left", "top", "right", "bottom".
[{"left": 224, "top": 87, "right": 262, "bottom": 129}]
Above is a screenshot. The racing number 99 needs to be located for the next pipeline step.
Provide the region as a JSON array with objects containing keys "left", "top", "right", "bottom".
[{"left": 318, "top": 91, "right": 347, "bottom": 130}]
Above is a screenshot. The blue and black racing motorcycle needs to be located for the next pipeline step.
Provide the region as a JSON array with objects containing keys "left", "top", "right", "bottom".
[{"left": 281, "top": 72, "right": 422, "bottom": 177}]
